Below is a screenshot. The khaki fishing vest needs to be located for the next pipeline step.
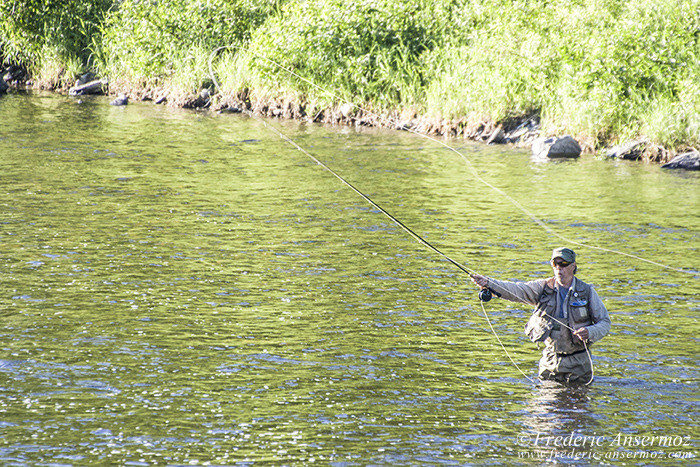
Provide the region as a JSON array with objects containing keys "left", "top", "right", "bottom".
[{"left": 536, "top": 278, "right": 594, "bottom": 355}]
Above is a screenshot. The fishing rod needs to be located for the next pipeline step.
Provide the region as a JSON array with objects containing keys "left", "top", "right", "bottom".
[
  {"left": 251, "top": 114, "right": 537, "bottom": 384},
  {"left": 208, "top": 44, "right": 698, "bottom": 277},
  {"left": 206, "top": 45, "right": 684, "bottom": 385},
  {"left": 207, "top": 63, "right": 535, "bottom": 383}
]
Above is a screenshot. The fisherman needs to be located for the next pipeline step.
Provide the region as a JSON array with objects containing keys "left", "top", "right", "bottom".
[{"left": 470, "top": 247, "right": 611, "bottom": 383}]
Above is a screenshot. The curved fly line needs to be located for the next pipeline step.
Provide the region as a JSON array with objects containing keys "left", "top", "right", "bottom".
[
  {"left": 208, "top": 44, "right": 697, "bottom": 277},
  {"left": 207, "top": 45, "right": 694, "bottom": 386}
]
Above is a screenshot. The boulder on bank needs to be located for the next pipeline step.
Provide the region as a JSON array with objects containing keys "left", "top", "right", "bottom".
[
  {"left": 76, "top": 72, "right": 96, "bottom": 87},
  {"left": 502, "top": 118, "right": 540, "bottom": 144},
  {"left": 661, "top": 151, "right": 700, "bottom": 170},
  {"left": 69, "top": 79, "right": 107, "bottom": 96},
  {"left": 0, "top": 78, "right": 8, "bottom": 95},
  {"left": 605, "top": 140, "right": 645, "bottom": 160},
  {"left": 2, "top": 65, "right": 27, "bottom": 85},
  {"left": 532, "top": 135, "right": 581, "bottom": 159}
]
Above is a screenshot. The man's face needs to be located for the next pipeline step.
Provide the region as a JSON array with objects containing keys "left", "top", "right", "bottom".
[{"left": 551, "top": 258, "right": 575, "bottom": 285}]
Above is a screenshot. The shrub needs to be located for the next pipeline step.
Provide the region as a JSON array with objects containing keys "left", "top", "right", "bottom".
[
  {"left": 426, "top": 0, "right": 700, "bottom": 148},
  {"left": 244, "top": 0, "right": 454, "bottom": 108},
  {"left": 0, "top": 0, "right": 113, "bottom": 83},
  {"left": 96, "top": 0, "right": 286, "bottom": 90}
]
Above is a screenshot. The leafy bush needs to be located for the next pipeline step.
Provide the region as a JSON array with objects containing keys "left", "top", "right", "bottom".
[
  {"left": 2, "top": 0, "right": 698, "bottom": 151},
  {"left": 245, "top": 0, "right": 455, "bottom": 107},
  {"left": 96, "top": 0, "right": 286, "bottom": 89},
  {"left": 0, "top": 0, "right": 113, "bottom": 81},
  {"left": 426, "top": 0, "right": 700, "bottom": 147}
]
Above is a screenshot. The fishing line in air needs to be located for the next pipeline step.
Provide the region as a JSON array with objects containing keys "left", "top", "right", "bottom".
[
  {"left": 208, "top": 46, "right": 540, "bottom": 383},
  {"left": 206, "top": 45, "right": 673, "bottom": 386},
  {"left": 237, "top": 98, "right": 543, "bottom": 384},
  {"left": 208, "top": 45, "right": 696, "bottom": 277}
]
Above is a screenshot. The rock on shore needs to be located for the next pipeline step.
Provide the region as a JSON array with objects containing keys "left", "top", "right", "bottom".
[
  {"left": 605, "top": 140, "right": 646, "bottom": 160},
  {"left": 69, "top": 79, "right": 108, "bottom": 96},
  {"left": 531, "top": 135, "right": 582, "bottom": 159},
  {"left": 661, "top": 151, "right": 700, "bottom": 170}
]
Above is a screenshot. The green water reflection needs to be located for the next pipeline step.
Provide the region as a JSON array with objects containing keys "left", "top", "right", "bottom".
[{"left": 0, "top": 92, "right": 697, "bottom": 465}]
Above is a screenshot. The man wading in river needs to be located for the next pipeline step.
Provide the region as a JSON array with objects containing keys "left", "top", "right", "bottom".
[{"left": 470, "top": 247, "right": 611, "bottom": 383}]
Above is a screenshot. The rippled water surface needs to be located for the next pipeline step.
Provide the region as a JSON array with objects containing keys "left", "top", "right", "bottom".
[{"left": 0, "top": 92, "right": 698, "bottom": 465}]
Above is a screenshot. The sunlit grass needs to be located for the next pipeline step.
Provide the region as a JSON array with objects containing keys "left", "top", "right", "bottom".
[{"left": 1, "top": 0, "right": 698, "bottom": 154}]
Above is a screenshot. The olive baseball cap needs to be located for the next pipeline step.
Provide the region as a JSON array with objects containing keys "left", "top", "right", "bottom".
[{"left": 551, "top": 247, "right": 576, "bottom": 263}]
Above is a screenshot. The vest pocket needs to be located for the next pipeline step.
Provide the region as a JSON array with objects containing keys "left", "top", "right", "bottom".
[{"left": 570, "top": 305, "right": 589, "bottom": 323}]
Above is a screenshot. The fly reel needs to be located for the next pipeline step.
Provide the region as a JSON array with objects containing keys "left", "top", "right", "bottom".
[{"left": 478, "top": 287, "right": 501, "bottom": 302}]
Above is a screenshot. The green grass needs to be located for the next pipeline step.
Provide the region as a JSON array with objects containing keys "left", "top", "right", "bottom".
[
  {"left": 1, "top": 0, "right": 698, "bottom": 153},
  {"left": 0, "top": 0, "right": 113, "bottom": 86},
  {"left": 94, "top": 0, "right": 286, "bottom": 94}
]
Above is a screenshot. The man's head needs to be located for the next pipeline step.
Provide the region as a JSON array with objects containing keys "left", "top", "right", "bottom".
[
  {"left": 550, "top": 247, "right": 577, "bottom": 285},
  {"left": 551, "top": 247, "right": 575, "bottom": 264}
]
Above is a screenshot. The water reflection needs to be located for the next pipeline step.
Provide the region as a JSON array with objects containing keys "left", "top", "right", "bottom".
[
  {"left": 517, "top": 381, "right": 598, "bottom": 464},
  {"left": 526, "top": 381, "right": 594, "bottom": 435}
]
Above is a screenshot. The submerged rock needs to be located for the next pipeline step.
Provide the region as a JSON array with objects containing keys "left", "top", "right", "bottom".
[
  {"left": 661, "top": 151, "right": 700, "bottom": 170},
  {"left": 110, "top": 94, "right": 129, "bottom": 106},
  {"left": 532, "top": 135, "right": 581, "bottom": 159}
]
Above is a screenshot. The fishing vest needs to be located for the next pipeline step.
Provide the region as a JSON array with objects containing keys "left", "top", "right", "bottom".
[{"left": 530, "top": 277, "right": 594, "bottom": 354}]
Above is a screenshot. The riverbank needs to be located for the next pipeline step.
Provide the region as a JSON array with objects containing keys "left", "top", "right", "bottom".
[
  {"left": 2, "top": 0, "right": 699, "bottom": 165},
  {"left": 39, "top": 77, "right": 700, "bottom": 166}
]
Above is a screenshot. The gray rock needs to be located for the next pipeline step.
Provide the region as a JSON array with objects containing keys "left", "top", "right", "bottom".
[
  {"left": 532, "top": 135, "right": 581, "bottom": 159},
  {"left": 0, "top": 78, "right": 8, "bottom": 94},
  {"left": 110, "top": 94, "right": 129, "bottom": 106},
  {"left": 503, "top": 118, "right": 540, "bottom": 144},
  {"left": 3, "top": 66, "right": 26, "bottom": 84},
  {"left": 218, "top": 104, "right": 243, "bottom": 114},
  {"left": 661, "top": 151, "right": 700, "bottom": 170},
  {"left": 486, "top": 126, "right": 504, "bottom": 145},
  {"left": 76, "top": 72, "right": 96, "bottom": 87},
  {"left": 605, "top": 140, "right": 645, "bottom": 160},
  {"left": 69, "top": 79, "right": 107, "bottom": 96}
]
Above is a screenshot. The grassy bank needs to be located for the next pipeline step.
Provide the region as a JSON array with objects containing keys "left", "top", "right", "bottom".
[{"left": 2, "top": 0, "right": 699, "bottom": 160}]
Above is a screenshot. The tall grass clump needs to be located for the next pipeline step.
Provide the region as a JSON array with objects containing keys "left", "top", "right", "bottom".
[
  {"left": 239, "top": 0, "right": 455, "bottom": 110},
  {"left": 0, "top": 0, "right": 113, "bottom": 86},
  {"left": 427, "top": 0, "right": 700, "bottom": 149},
  {"left": 95, "top": 0, "right": 286, "bottom": 95}
]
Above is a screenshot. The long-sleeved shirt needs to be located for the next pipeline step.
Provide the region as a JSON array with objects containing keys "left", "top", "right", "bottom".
[{"left": 486, "top": 276, "right": 611, "bottom": 348}]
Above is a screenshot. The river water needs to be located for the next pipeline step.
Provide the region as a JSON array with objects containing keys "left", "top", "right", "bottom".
[{"left": 0, "top": 92, "right": 697, "bottom": 465}]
